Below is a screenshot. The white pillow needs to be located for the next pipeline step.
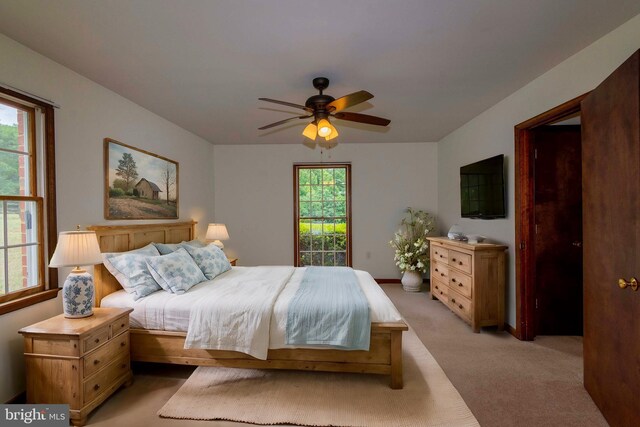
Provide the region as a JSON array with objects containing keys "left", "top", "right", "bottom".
[
  {"left": 154, "top": 239, "right": 206, "bottom": 255},
  {"left": 145, "top": 248, "right": 207, "bottom": 294},
  {"left": 101, "top": 244, "right": 161, "bottom": 300},
  {"left": 182, "top": 243, "right": 232, "bottom": 280}
]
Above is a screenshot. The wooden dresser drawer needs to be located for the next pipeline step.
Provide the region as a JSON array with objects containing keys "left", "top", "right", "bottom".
[
  {"left": 449, "top": 250, "right": 472, "bottom": 274},
  {"left": 84, "top": 332, "right": 129, "bottom": 378},
  {"left": 82, "top": 326, "right": 110, "bottom": 354},
  {"left": 111, "top": 316, "right": 129, "bottom": 337},
  {"left": 83, "top": 354, "right": 130, "bottom": 404},
  {"left": 449, "top": 270, "right": 472, "bottom": 299},
  {"left": 432, "top": 280, "right": 449, "bottom": 302},
  {"left": 431, "top": 262, "right": 449, "bottom": 281},
  {"left": 449, "top": 289, "right": 472, "bottom": 321},
  {"left": 432, "top": 246, "right": 449, "bottom": 262}
]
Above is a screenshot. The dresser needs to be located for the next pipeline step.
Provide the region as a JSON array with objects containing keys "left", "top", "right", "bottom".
[
  {"left": 427, "top": 237, "right": 507, "bottom": 332},
  {"left": 19, "top": 307, "right": 133, "bottom": 426}
]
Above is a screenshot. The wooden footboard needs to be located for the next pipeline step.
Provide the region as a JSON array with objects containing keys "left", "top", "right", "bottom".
[{"left": 130, "top": 322, "right": 408, "bottom": 389}]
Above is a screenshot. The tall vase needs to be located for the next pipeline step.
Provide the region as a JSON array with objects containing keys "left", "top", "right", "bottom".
[{"left": 401, "top": 270, "right": 422, "bottom": 292}]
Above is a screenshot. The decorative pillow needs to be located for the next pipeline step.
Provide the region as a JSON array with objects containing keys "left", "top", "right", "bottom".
[
  {"left": 145, "top": 248, "right": 207, "bottom": 294},
  {"left": 102, "top": 244, "right": 162, "bottom": 300},
  {"left": 181, "top": 243, "right": 232, "bottom": 280},
  {"left": 154, "top": 239, "right": 206, "bottom": 255}
]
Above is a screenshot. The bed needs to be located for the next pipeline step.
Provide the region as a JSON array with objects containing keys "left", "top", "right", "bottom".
[{"left": 87, "top": 221, "right": 408, "bottom": 389}]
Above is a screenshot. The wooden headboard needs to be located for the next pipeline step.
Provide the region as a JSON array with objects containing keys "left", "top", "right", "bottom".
[{"left": 87, "top": 221, "right": 197, "bottom": 306}]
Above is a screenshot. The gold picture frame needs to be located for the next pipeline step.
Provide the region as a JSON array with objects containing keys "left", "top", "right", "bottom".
[{"left": 104, "top": 138, "right": 179, "bottom": 220}]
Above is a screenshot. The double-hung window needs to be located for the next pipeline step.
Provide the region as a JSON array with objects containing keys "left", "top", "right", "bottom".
[
  {"left": 294, "top": 163, "right": 352, "bottom": 267},
  {"left": 0, "top": 86, "right": 57, "bottom": 314}
]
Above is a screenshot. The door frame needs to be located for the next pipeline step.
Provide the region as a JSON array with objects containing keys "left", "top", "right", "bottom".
[{"left": 514, "top": 93, "right": 589, "bottom": 340}]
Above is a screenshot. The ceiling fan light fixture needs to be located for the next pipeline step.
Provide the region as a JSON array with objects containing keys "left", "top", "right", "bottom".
[
  {"left": 302, "top": 122, "right": 318, "bottom": 140},
  {"left": 324, "top": 126, "right": 339, "bottom": 141},
  {"left": 317, "top": 118, "right": 333, "bottom": 138}
]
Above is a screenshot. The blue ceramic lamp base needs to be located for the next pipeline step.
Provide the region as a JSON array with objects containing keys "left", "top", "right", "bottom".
[{"left": 62, "top": 269, "right": 95, "bottom": 318}]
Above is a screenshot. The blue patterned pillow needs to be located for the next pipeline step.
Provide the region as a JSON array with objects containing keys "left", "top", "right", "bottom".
[
  {"left": 154, "top": 239, "right": 206, "bottom": 255},
  {"left": 181, "top": 243, "right": 232, "bottom": 280},
  {"left": 103, "top": 244, "right": 161, "bottom": 300},
  {"left": 145, "top": 248, "right": 207, "bottom": 294}
]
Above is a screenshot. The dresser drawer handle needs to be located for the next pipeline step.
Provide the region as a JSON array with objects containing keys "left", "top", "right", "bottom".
[
  {"left": 435, "top": 285, "right": 439, "bottom": 290},
  {"left": 458, "top": 304, "right": 463, "bottom": 309},
  {"left": 458, "top": 283, "right": 463, "bottom": 287},
  {"left": 121, "top": 323, "right": 125, "bottom": 328},
  {"left": 452, "top": 258, "right": 456, "bottom": 262},
  {"left": 459, "top": 261, "right": 463, "bottom": 265},
  {"left": 440, "top": 273, "right": 444, "bottom": 277},
  {"left": 440, "top": 291, "right": 443, "bottom": 295},
  {"left": 121, "top": 341, "right": 126, "bottom": 347},
  {"left": 94, "top": 338, "right": 100, "bottom": 344},
  {"left": 93, "top": 384, "right": 100, "bottom": 391},
  {"left": 451, "top": 278, "right": 456, "bottom": 282},
  {"left": 93, "top": 359, "right": 100, "bottom": 365},
  {"left": 439, "top": 255, "right": 443, "bottom": 258},
  {"left": 451, "top": 298, "right": 456, "bottom": 303},
  {"left": 435, "top": 268, "right": 439, "bottom": 272}
]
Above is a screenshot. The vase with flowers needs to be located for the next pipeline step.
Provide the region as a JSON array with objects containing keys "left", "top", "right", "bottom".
[{"left": 389, "top": 207, "right": 436, "bottom": 292}]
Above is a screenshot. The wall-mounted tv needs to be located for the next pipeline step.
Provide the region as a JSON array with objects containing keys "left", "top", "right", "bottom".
[{"left": 460, "top": 154, "right": 506, "bottom": 219}]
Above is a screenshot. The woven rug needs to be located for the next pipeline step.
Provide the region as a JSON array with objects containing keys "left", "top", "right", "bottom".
[{"left": 158, "top": 327, "right": 479, "bottom": 427}]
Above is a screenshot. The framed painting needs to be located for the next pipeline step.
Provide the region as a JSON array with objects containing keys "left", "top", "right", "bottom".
[{"left": 104, "top": 138, "right": 179, "bottom": 220}]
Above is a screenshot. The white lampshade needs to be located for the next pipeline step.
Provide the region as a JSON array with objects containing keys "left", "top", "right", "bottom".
[
  {"left": 206, "top": 223, "right": 229, "bottom": 241},
  {"left": 49, "top": 231, "right": 103, "bottom": 268}
]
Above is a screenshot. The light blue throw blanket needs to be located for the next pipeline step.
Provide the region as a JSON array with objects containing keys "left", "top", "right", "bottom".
[{"left": 286, "top": 266, "right": 371, "bottom": 350}]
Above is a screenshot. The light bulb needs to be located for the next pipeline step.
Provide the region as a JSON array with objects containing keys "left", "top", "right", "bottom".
[{"left": 317, "top": 119, "right": 332, "bottom": 137}]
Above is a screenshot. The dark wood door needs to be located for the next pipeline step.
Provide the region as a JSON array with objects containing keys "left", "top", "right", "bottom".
[
  {"left": 533, "top": 125, "right": 583, "bottom": 335},
  {"left": 582, "top": 50, "right": 640, "bottom": 426}
]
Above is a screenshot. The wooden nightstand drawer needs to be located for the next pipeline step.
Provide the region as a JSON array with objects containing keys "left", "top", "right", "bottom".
[
  {"left": 84, "top": 332, "right": 129, "bottom": 378},
  {"left": 449, "top": 270, "right": 472, "bottom": 298},
  {"left": 449, "top": 250, "right": 472, "bottom": 274},
  {"left": 30, "top": 336, "right": 79, "bottom": 357},
  {"left": 83, "top": 354, "right": 130, "bottom": 404},
  {"left": 83, "top": 326, "right": 110, "bottom": 354},
  {"left": 110, "top": 316, "right": 129, "bottom": 337}
]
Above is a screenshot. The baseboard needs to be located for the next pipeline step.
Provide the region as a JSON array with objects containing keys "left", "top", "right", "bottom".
[
  {"left": 5, "top": 391, "right": 25, "bottom": 404},
  {"left": 375, "top": 279, "right": 401, "bottom": 284}
]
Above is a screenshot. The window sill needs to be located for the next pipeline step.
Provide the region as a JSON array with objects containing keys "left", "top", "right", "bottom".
[{"left": 0, "top": 288, "right": 61, "bottom": 316}]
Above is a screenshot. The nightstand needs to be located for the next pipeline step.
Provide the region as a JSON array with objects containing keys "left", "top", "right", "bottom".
[
  {"left": 19, "top": 307, "right": 133, "bottom": 426},
  {"left": 227, "top": 257, "right": 238, "bottom": 266}
]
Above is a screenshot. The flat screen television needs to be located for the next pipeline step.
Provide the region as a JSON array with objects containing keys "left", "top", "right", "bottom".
[{"left": 460, "top": 154, "right": 506, "bottom": 219}]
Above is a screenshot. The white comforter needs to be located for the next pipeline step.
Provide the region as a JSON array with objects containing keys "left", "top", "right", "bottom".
[
  {"left": 101, "top": 266, "right": 403, "bottom": 357},
  {"left": 184, "top": 266, "right": 294, "bottom": 359}
]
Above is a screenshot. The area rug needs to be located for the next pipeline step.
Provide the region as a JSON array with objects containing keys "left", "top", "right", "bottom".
[{"left": 158, "top": 326, "right": 479, "bottom": 427}]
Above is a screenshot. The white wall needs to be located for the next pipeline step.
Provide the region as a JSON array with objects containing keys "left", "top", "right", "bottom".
[
  {"left": 437, "top": 14, "right": 640, "bottom": 327},
  {"left": 213, "top": 142, "right": 438, "bottom": 279},
  {"left": 0, "top": 34, "right": 215, "bottom": 402}
]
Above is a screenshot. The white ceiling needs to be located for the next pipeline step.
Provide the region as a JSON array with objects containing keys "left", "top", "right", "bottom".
[{"left": 0, "top": 1, "right": 638, "bottom": 145}]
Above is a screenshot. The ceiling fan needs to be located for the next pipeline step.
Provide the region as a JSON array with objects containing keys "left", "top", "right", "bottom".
[{"left": 258, "top": 77, "right": 390, "bottom": 144}]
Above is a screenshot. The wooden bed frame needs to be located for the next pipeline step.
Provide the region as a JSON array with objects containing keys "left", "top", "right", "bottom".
[{"left": 87, "top": 221, "right": 408, "bottom": 389}]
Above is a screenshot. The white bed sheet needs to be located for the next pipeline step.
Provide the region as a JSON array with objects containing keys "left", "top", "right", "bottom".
[{"left": 101, "top": 266, "right": 403, "bottom": 349}]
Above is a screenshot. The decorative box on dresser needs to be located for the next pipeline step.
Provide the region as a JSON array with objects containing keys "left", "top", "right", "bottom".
[
  {"left": 427, "top": 237, "right": 507, "bottom": 332},
  {"left": 18, "top": 307, "right": 133, "bottom": 426}
]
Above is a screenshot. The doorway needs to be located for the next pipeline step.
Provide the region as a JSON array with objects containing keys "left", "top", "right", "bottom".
[{"left": 514, "top": 94, "right": 589, "bottom": 340}]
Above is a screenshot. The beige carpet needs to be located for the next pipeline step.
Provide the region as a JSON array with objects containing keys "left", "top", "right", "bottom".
[{"left": 158, "top": 327, "right": 479, "bottom": 427}]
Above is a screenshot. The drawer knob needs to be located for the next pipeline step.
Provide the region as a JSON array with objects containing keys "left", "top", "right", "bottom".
[
  {"left": 451, "top": 298, "right": 456, "bottom": 303},
  {"left": 458, "top": 304, "right": 463, "bottom": 309},
  {"left": 121, "top": 341, "right": 126, "bottom": 347},
  {"left": 94, "top": 338, "right": 100, "bottom": 344},
  {"left": 435, "top": 285, "right": 439, "bottom": 290},
  {"left": 439, "top": 255, "right": 443, "bottom": 258},
  {"left": 121, "top": 323, "right": 125, "bottom": 328},
  {"left": 459, "top": 261, "right": 463, "bottom": 265},
  {"left": 93, "top": 359, "right": 100, "bottom": 365},
  {"left": 435, "top": 268, "right": 439, "bottom": 272},
  {"left": 458, "top": 283, "right": 463, "bottom": 287},
  {"left": 440, "top": 273, "right": 444, "bottom": 277},
  {"left": 93, "top": 384, "right": 100, "bottom": 391},
  {"left": 440, "top": 291, "right": 443, "bottom": 295},
  {"left": 452, "top": 258, "right": 456, "bottom": 262},
  {"left": 451, "top": 278, "right": 456, "bottom": 282}
]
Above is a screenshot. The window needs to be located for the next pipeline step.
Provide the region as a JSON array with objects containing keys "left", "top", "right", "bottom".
[
  {"left": 0, "top": 86, "right": 58, "bottom": 314},
  {"left": 294, "top": 163, "right": 351, "bottom": 267}
]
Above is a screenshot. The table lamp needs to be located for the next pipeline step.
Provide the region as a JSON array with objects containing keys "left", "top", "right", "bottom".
[
  {"left": 206, "top": 223, "right": 229, "bottom": 249},
  {"left": 49, "top": 228, "right": 103, "bottom": 318}
]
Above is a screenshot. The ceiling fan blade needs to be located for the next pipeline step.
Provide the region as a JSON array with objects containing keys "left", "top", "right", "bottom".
[
  {"left": 333, "top": 112, "right": 390, "bottom": 126},
  {"left": 259, "top": 98, "right": 313, "bottom": 112},
  {"left": 327, "top": 90, "right": 373, "bottom": 112},
  {"left": 258, "top": 115, "right": 311, "bottom": 130}
]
